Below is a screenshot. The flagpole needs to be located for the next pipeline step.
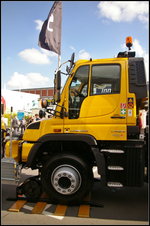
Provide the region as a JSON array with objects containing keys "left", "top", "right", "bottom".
[{"left": 58, "top": 54, "right": 61, "bottom": 69}]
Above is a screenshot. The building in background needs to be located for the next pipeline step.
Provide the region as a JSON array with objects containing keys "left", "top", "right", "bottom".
[{"left": 14, "top": 87, "right": 54, "bottom": 99}]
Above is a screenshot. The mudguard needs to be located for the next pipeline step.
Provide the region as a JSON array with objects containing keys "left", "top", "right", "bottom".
[{"left": 25, "top": 133, "right": 106, "bottom": 183}]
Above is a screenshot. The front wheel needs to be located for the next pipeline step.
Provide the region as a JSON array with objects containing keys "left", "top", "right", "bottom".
[{"left": 41, "top": 154, "right": 93, "bottom": 205}]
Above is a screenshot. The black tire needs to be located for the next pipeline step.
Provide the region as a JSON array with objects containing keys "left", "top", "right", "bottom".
[
  {"left": 21, "top": 177, "right": 42, "bottom": 201},
  {"left": 41, "top": 153, "right": 93, "bottom": 205}
]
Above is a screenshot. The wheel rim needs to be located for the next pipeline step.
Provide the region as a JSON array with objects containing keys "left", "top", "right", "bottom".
[{"left": 51, "top": 164, "right": 82, "bottom": 195}]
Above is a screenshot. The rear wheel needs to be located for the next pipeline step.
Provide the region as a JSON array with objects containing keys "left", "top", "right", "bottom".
[{"left": 41, "top": 154, "right": 93, "bottom": 204}]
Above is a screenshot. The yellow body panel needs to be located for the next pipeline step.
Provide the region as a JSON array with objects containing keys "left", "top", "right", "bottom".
[
  {"left": 5, "top": 140, "right": 21, "bottom": 162},
  {"left": 23, "top": 127, "right": 41, "bottom": 142},
  {"left": 22, "top": 142, "right": 34, "bottom": 161},
  {"left": 64, "top": 124, "right": 126, "bottom": 140},
  {"left": 1, "top": 121, "right": 6, "bottom": 130},
  {"left": 23, "top": 118, "right": 63, "bottom": 142}
]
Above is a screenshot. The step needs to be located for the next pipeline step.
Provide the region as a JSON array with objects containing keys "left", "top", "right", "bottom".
[
  {"left": 1, "top": 158, "right": 18, "bottom": 182},
  {"left": 107, "top": 182, "right": 123, "bottom": 187},
  {"left": 101, "top": 149, "right": 124, "bottom": 154},
  {"left": 107, "top": 166, "right": 124, "bottom": 171}
]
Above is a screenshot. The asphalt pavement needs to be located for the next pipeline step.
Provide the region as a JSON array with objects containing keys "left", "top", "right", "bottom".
[{"left": 1, "top": 168, "right": 149, "bottom": 225}]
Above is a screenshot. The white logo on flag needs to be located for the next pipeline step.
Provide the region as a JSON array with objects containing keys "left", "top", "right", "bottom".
[{"left": 47, "top": 14, "right": 54, "bottom": 32}]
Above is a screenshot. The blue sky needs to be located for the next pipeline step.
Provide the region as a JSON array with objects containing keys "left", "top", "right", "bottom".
[{"left": 1, "top": 1, "right": 149, "bottom": 90}]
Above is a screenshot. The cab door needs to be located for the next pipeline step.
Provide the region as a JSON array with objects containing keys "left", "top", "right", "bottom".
[{"left": 63, "top": 60, "right": 127, "bottom": 141}]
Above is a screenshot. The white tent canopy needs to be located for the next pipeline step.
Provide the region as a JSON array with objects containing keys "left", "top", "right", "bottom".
[{"left": 1, "top": 89, "right": 40, "bottom": 114}]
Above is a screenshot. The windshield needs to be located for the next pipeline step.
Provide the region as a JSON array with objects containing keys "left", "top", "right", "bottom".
[
  {"left": 68, "top": 65, "right": 89, "bottom": 119},
  {"left": 58, "top": 65, "right": 75, "bottom": 97}
]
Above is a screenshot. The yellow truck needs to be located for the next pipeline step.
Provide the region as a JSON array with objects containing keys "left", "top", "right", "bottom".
[{"left": 4, "top": 37, "right": 148, "bottom": 204}]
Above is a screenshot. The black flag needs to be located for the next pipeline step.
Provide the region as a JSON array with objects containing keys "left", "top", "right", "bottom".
[{"left": 38, "top": 1, "right": 62, "bottom": 55}]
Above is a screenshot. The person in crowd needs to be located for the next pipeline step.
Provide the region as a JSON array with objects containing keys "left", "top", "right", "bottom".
[
  {"left": 12, "top": 116, "right": 19, "bottom": 133},
  {"left": 19, "top": 117, "right": 26, "bottom": 134},
  {"left": 1, "top": 115, "right": 7, "bottom": 158},
  {"left": 34, "top": 114, "right": 40, "bottom": 121},
  {"left": 29, "top": 116, "right": 34, "bottom": 124}
]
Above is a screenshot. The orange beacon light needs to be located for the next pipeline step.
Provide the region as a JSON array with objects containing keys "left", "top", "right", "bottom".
[{"left": 126, "top": 36, "right": 133, "bottom": 50}]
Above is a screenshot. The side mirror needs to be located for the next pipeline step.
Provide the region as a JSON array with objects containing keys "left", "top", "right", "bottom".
[
  {"left": 66, "top": 65, "right": 70, "bottom": 74},
  {"left": 54, "top": 70, "right": 61, "bottom": 103},
  {"left": 66, "top": 53, "right": 75, "bottom": 74},
  {"left": 70, "top": 52, "right": 75, "bottom": 69}
]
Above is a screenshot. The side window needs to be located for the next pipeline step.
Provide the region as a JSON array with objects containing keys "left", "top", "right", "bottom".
[
  {"left": 69, "top": 65, "right": 89, "bottom": 119},
  {"left": 91, "top": 65, "right": 120, "bottom": 95}
]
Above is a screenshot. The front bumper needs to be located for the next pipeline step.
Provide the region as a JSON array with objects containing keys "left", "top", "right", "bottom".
[{"left": 5, "top": 139, "right": 34, "bottom": 163}]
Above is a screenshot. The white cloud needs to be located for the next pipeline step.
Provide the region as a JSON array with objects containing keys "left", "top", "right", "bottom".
[
  {"left": 7, "top": 72, "right": 53, "bottom": 89},
  {"left": 34, "top": 19, "right": 43, "bottom": 30},
  {"left": 121, "top": 39, "right": 149, "bottom": 81},
  {"left": 97, "top": 1, "right": 149, "bottom": 24},
  {"left": 69, "top": 45, "right": 76, "bottom": 52},
  {"left": 40, "top": 48, "right": 57, "bottom": 57},
  {"left": 18, "top": 48, "right": 51, "bottom": 64},
  {"left": 78, "top": 49, "right": 91, "bottom": 59}
]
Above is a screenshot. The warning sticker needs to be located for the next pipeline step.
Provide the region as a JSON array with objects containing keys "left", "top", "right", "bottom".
[
  {"left": 120, "top": 109, "right": 126, "bottom": 115},
  {"left": 128, "top": 98, "right": 134, "bottom": 109},
  {"left": 120, "top": 103, "right": 126, "bottom": 109},
  {"left": 128, "top": 109, "right": 132, "bottom": 117}
]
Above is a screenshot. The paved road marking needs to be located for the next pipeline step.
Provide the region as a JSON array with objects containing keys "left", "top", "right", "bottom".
[
  {"left": 22, "top": 204, "right": 33, "bottom": 211},
  {"left": 8, "top": 200, "right": 27, "bottom": 212},
  {"left": 32, "top": 202, "right": 47, "bottom": 214},
  {"left": 78, "top": 205, "right": 90, "bottom": 218},
  {"left": 53, "top": 205, "right": 67, "bottom": 216},
  {"left": 42, "top": 204, "right": 53, "bottom": 215},
  {"left": 8, "top": 200, "right": 90, "bottom": 218}
]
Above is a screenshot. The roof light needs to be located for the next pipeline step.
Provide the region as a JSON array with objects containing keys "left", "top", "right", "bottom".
[{"left": 126, "top": 36, "right": 133, "bottom": 50}]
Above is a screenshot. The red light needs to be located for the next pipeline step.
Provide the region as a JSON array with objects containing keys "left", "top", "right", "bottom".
[{"left": 53, "top": 129, "right": 61, "bottom": 132}]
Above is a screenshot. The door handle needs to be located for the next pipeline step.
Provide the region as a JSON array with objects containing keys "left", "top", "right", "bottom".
[{"left": 111, "top": 115, "right": 125, "bottom": 119}]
